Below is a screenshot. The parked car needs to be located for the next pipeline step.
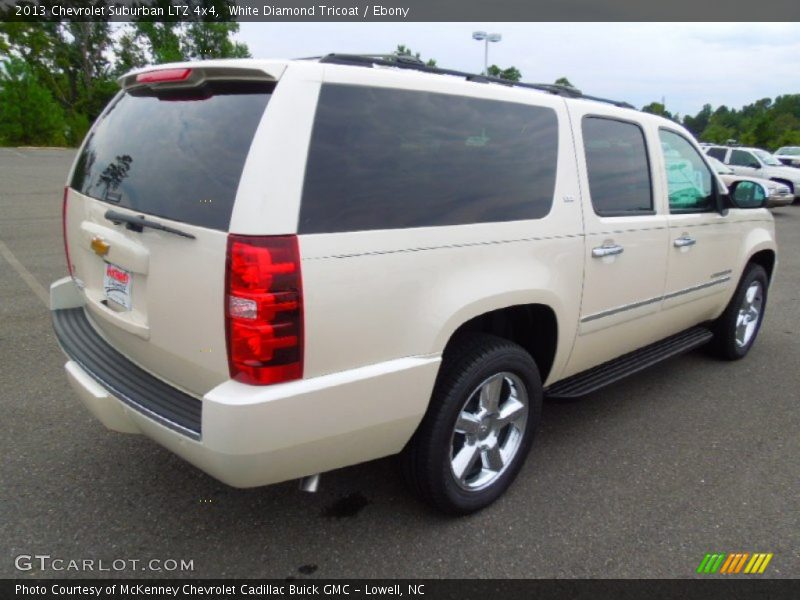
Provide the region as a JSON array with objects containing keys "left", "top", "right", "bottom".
[
  {"left": 774, "top": 146, "right": 800, "bottom": 168},
  {"left": 703, "top": 144, "right": 800, "bottom": 198},
  {"left": 706, "top": 156, "right": 794, "bottom": 207},
  {"left": 51, "top": 56, "right": 777, "bottom": 514}
]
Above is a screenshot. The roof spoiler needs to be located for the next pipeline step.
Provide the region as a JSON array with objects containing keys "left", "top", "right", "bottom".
[{"left": 119, "top": 66, "right": 280, "bottom": 91}]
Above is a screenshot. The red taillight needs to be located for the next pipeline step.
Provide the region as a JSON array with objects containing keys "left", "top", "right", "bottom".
[
  {"left": 62, "top": 187, "right": 73, "bottom": 277},
  {"left": 225, "top": 235, "right": 304, "bottom": 386},
  {"left": 136, "top": 68, "right": 192, "bottom": 84}
]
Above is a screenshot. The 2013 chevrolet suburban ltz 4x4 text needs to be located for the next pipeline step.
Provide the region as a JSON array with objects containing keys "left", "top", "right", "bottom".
[{"left": 51, "top": 56, "right": 777, "bottom": 514}]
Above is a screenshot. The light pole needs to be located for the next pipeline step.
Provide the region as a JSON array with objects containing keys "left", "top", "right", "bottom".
[{"left": 472, "top": 31, "right": 502, "bottom": 76}]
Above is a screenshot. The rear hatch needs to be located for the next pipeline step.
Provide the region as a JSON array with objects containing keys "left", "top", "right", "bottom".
[{"left": 64, "top": 66, "right": 276, "bottom": 395}]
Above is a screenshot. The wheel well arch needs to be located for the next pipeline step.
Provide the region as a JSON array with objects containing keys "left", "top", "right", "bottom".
[
  {"left": 443, "top": 304, "right": 558, "bottom": 383},
  {"left": 748, "top": 249, "right": 776, "bottom": 282}
]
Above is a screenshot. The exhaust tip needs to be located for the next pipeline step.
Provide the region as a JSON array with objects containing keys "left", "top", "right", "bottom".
[{"left": 299, "top": 473, "right": 321, "bottom": 493}]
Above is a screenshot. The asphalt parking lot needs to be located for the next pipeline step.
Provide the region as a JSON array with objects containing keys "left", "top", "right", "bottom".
[{"left": 1, "top": 147, "right": 798, "bottom": 579}]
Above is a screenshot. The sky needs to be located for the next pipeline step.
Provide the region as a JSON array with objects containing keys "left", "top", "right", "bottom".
[{"left": 237, "top": 22, "right": 800, "bottom": 118}]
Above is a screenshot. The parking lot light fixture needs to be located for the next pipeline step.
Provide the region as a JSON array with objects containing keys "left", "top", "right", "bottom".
[{"left": 473, "top": 31, "right": 502, "bottom": 76}]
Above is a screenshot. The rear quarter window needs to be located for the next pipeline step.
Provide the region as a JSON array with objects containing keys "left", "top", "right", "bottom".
[
  {"left": 71, "top": 81, "right": 272, "bottom": 231},
  {"left": 299, "top": 84, "right": 559, "bottom": 234},
  {"left": 705, "top": 147, "right": 727, "bottom": 161}
]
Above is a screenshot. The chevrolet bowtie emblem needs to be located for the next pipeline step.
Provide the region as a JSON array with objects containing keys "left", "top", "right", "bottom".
[{"left": 91, "top": 236, "right": 110, "bottom": 257}]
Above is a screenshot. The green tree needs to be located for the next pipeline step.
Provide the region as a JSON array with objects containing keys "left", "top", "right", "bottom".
[
  {"left": 134, "top": 21, "right": 185, "bottom": 64},
  {"left": 0, "top": 57, "right": 66, "bottom": 145},
  {"left": 487, "top": 65, "right": 521, "bottom": 82},
  {"left": 114, "top": 27, "right": 148, "bottom": 76},
  {"left": 121, "top": 1, "right": 250, "bottom": 64},
  {"left": 683, "top": 103, "right": 712, "bottom": 136},
  {"left": 710, "top": 105, "right": 738, "bottom": 130},
  {"left": 699, "top": 122, "right": 735, "bottom": 144},
  {"left": 127, "top": 19, "right": 250, "bottom": 64},
  {"left": 0, "top": 4, "right": 251, "bottom": 147},
  {"left": 641, "top": 101, "right": 674, "bottom": 120},
  {"left": 772, "top": 113, "right": 800, "bottom": 148},
  {"left": 554, "top": 76, "right": 576, "bottom": 89},
  {"left": 0, "top": 20, "right": 116, "bottom": 144},
  {"left": 742, "top": 114, "right": 774, "bottom": 148},
  {"left": 772, "top": 94, "right": 800, "bottom": 120},
  {"left": 775, "top": 130, "right": 800, "bottom": 147},
  {"left": 394, "top": 44, "right": 436, "bottom": 67},
  {"left": 183, "top": 22, "right": 251, "bottom": 60},
  {"left": 685, "top": 95, "right": 800, "bottom": 149}
]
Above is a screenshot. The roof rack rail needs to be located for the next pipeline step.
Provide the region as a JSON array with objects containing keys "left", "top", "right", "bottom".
[{"left": 318, "top": 53, "right": 635, "bottom": 109}]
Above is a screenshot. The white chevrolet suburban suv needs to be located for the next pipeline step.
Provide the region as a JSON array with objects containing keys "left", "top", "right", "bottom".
[
  {"left": 51, "top": 56, "right": 777, "bottom": 514},
  {"left": 703, "top": 144, "right": 800, "bottom": 199}
]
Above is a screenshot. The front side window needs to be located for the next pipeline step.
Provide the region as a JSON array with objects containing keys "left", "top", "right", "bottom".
[
  {"left": 299, "top": 85, "right": 559, "bottom": 234},
  {"left": 753, "top": 149, "right": 781, "bottom": 166},
  {"left": 582, "top": 117, "right": 653, "bottom": 216},
  {"left": 729, "top": 149, "right": 759, "bottom": 167},
  {"left": 659, "top": 129, "right": 715, "bottom": 213}
]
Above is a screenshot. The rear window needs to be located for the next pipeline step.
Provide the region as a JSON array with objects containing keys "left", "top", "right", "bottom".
[
  {"left": 299, "top": 84, "right": 559, "bottom": 234},
  {"left": 70, "top": 81, "right": 272, "bottom": 231}
]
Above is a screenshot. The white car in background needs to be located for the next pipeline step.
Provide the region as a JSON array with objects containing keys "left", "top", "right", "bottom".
[
  {"left": 707, "top": 156, "right": 794, "bottom": 207},
  {"left": 703, "top": 145, "right": 800, "bottom": 198},
  {"left": 774, "top": 146, "right": 800, "bottom": 168}
]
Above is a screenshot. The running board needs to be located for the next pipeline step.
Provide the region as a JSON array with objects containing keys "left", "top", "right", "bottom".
[{"left": 545, "top": 327, "right": 713, "bottom": 399}]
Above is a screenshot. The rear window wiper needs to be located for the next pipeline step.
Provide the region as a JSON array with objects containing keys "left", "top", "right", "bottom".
[{"left": 104, "top": 209, "right": 196, "bottom": 239}]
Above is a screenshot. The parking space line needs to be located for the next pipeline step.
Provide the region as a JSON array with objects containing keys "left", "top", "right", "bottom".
[{"left": 0, "top": 239, "right": 49, "bottom": 307}]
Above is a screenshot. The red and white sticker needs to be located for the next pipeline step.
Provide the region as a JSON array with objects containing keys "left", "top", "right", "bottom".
[{"left": 104, "top": 263, "right": 132, "bottom": 310}]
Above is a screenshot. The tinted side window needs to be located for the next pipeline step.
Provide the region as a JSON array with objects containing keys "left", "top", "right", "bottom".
[
  {"left": 71, "top": 82, "right": 272, "bottom": 231},
  {"left": 582, "top": 117, "right": 653, "bottom": 216},
  {"left": 729, "top": 149, "right": 757, "bottom": 167},
  {"left": 706, "top": 147, "right": 727, "bottom": 161},
  {"left": 659, "top": 129, "right": 715, "bottom": 213},
  {"left": 299, "top": 85, "right": 559, "bottom": 234}
]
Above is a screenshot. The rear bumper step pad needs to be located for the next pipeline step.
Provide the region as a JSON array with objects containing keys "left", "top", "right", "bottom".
[{"left": 52, "top": 307, "right": 202, "bottom": 439}]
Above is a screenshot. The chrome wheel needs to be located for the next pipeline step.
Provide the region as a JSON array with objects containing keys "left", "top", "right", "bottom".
[
  {"left": 449, "top": 372, "right": 528, "bottom": 491},
  {"left": 735, "top": 281, "right": 764, "bottom": 348}
]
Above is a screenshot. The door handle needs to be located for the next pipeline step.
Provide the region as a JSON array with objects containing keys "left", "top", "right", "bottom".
[
  {"left": 674, "top": 236, "right": 696, "bottom": 248},
  {"left": 592, "top": 244, "right": 624, "bottom": 258}
]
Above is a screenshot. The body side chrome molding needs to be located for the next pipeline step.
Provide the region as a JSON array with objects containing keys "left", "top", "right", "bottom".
[
  {"left": 710, "top": 269, "right": 733, "bottom": 279},
  {"left": 662, "top": 276, "right": 731, "bottom": 301},
  {"left": 581, "top": 276, "right": 731, "bottom": 323},
  {"left": 581, "top": 294, "right": 662, "bottom": 323}
]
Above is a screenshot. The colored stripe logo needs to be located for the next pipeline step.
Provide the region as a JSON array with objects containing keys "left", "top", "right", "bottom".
[{"left": 697, "top": 553, "right": 773, "bottom": 574}]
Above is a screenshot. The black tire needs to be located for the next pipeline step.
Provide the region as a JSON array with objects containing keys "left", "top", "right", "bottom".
[
  {"left": 709, "top": 263, "right": 768, "bottom": 360},
  {"left": 401, "top": 334, "right": 542, "bottom": 515}
]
